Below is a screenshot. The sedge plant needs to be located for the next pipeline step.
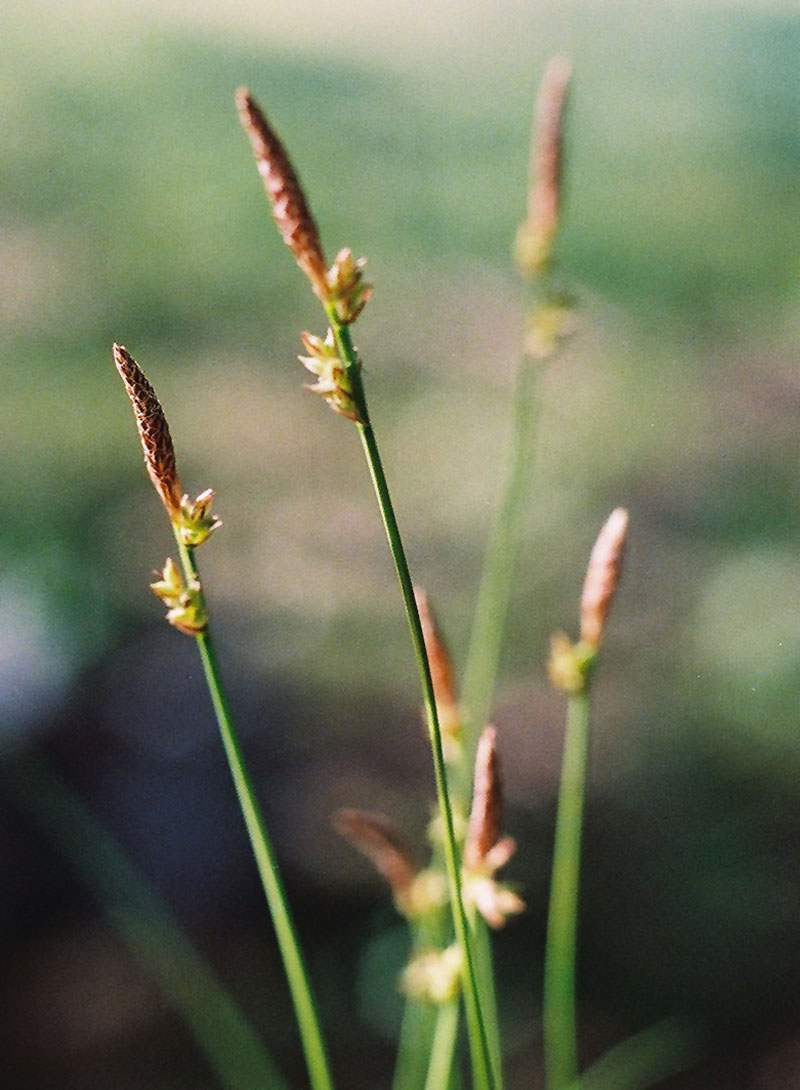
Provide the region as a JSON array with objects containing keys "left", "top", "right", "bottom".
[
  {"left": 113, "top": 344, "right": 333, "bottom": 1090},
  {"left": 110, "top": 55, "right": 707, "bottom": 1090},
  {"left": 235, "top": 86, "right": 497, "bottom": 1090}
]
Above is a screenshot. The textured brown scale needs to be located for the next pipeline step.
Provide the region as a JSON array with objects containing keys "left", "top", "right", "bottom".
[
  {"left": 464, "top": 725, "right": 502, "bottom": 870},
  {"left": 333, "top": 808, "right": 418, "bottom": 901},
  {"left": 113, "top": 344, "right": 183, "bottom": 517},
  {"left": 236, "top": 89, "right": 329, "bottom": 301}
]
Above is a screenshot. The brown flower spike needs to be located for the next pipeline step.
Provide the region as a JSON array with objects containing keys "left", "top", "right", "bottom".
[
  {"left": 514, "top": 56, "right": 572, "bottom": 278},
  {"left": 414, "top": 588, "right": 462, "bottom": 756},
  {"left": 113, "top": 343, "right": 182, "bottom": 518},
  {"left": 236, "top": 88, "right": 329, "bottom": 302},
  {"left": 114, "top": 344, "right": 221, "bottom": 545},
  {"left": 580, "top": 507, "right": 629, "bottom": 650},
  {"left": 333, "top": 808, "right": 417, "bottom": 904},
  {"left": 333, "top": 808, "right": 446, "bottom": 919},
  {"left": 462, "top": 726, "right": 524, "bottom": 928}
]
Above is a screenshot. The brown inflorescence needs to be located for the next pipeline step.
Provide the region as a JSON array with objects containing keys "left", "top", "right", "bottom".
[
  {"left": 464, "top": 725, "right": 502, "bottom": 871},
  {"left": 332, "top": 808, "right": 418, "bottom": 910},
  {"left": 580, "top": 507, "right": 629, "bottom": 650},
  {"left": 414, "top": 588, "right": 462, "bottom": 753},
  {"left": 462, "top": 726, "right": 524, "bottom": 928},
  {"left": 113, "top": 343, "right": 183, "bottom": 519},
  {"left": 236, "top": 88, "right": 329, "bottom": 301},
  {"left": 514, "top": 56, "right": 572, "bottom": 278}
]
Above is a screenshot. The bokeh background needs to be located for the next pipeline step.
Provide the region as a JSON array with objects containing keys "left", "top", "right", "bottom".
[{"left": 3, "top": 0, "right": 800, "bottom": 1086}]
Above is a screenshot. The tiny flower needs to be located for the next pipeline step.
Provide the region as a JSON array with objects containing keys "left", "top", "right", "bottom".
[
  {"left": 150, "top": 556, "right": 184, "bottom": 601},
  {"left": 176, "top": 488, "right": 222, "bottom": 547},
  {"left": 547, "top": 631, "right": 593, "bottom": 694},
  {"left": 236, "top": 89, "right": 329, "bottom": 301},
  {"left": 298, "top": 328, "right": 363, "bottom": 422},
  {"left": 462, "top": 726, "right": 525, "bottom": 929},
  {"left": 326, "top": 248, "right": 373, "bottom": 325},
  {"left": 150, "top": 558, "right": 208, "bottom": 635},
  {"left": 401, "top": 944, "right": 463, "bottom": 1004},
  {"left": 523, "top": 297, "right": 575, "bottom": 360}
]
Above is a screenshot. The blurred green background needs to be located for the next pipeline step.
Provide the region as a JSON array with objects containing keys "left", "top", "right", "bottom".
[{"left": 2, "top": 0, "right": 800, "bottom": 1086}]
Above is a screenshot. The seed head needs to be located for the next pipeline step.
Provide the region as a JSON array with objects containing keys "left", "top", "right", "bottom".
[
  {"left": 415, "top": 588, "right": 462, "bottom": 757},
  {"left": 114, "top": 344, "right": 220, "bottom": 543},
  {"left": 464, "top": 725, "right": 502, "bottom": 870},
  {"left": 580, "top": 507, "right": 629, "bottom": 649},
  {"left": 333, "top": 808, "right": 418, "bottom": 913},
  {"left": 514, "top": 56, "right": 572, "bottom": 278},
  {"left": 462, "top": 726, "right": 524, "bottom": 928},
  {"left": 113, "top": 343, "right": 182, "bottom": 519},
  {"left": 236, "top": 88, "right": 329, "bottom": 301}
]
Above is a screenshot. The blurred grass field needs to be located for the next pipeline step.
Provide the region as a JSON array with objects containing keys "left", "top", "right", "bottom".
[{"left": 2, "top": 1, "right": 800, "bottom": 1087}]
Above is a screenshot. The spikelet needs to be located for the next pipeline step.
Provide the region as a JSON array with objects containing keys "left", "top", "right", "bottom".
[
  {"left": 414, "top": 588, "right": 462, "bottom": 758},
  {"left": 462, "top": 726, "right": 524, "bottom": 929},
  {"left": 580, "top": 507, "right": 629, "bottom": 650},
  {"left": 514, "top": 56, "right": 572, "bottom": 278},
  {"left": 333, "top": 808, "right": 418, "bottom": 910},
  {"left": 114, "top": 344, "right": 221, "bottom": 545},
  {"left": 464, "top": 725, "right": 502, "bottom": 870},
  {"left": 236, "top": 88, "right": 329, "bottom": 301},
  {"left": 113, "top": 343, "right": 183, "bottom": 518}
]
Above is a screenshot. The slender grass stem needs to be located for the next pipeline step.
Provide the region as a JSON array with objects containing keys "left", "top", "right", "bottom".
[
  {"left": 472, "top": 916, "right": 503, "bottom": 1090},
  {"left": 424, "top": 999, "right": 461, "bottom": 1090},
  {"left": 327, "top": 316, "right": 496, "bottom": 1090},
  {"left": 461, "top": 358, "right": 541, "bottom": 778},
  {"left": 393, "top": 988, "right": 440, "bottom": 1090},
  {"left": 176, "top": 537, "right": 334, "bottom": 1090},
  {"left": 543, "top": 690, "right": 590, "bottom": 1090}
]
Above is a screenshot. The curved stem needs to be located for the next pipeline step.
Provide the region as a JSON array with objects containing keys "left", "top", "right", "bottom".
[
  {"left": 543, "top": 690, "right": 590, "bottom": 1090},
  {"left": 177, "top": 538, "right": 334, "bottom": 1090},
  {"left": 328, "top": 317, "right": 496, "bottom": 1090}
]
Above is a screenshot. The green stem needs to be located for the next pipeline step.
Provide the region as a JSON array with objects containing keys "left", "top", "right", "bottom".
[
  {"left": 472, "top": 916, "right": 503, "bottom": 1090},
  {"left": 328, "top": 316, "right": 496, "bottom": 1090},
  {"left": 543, "top": 690, "right": 591, "bottom": 1090},
  {"left": 393, "top": 912, "right": 448, "bottom": 1090},
  {"left": 177, "top": 537, "right": 334, "bottom": 1090},
  {"left": 461, "top": 358, "right": 541, "bottom": 781},
  {"left": 424, "top": 999, "right": 461, "bottom": 1090}
]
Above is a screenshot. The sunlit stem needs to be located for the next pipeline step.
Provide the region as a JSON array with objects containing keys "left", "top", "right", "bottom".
[
  {"left": 175, "top": 535, "right": 335, "bottom": 1090},
  {"left": 327, "top": 314, "right": 497, "bottom": 1090},
  {"left": 543, "top": 689, "right": 590, "bottom": 1090}
]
